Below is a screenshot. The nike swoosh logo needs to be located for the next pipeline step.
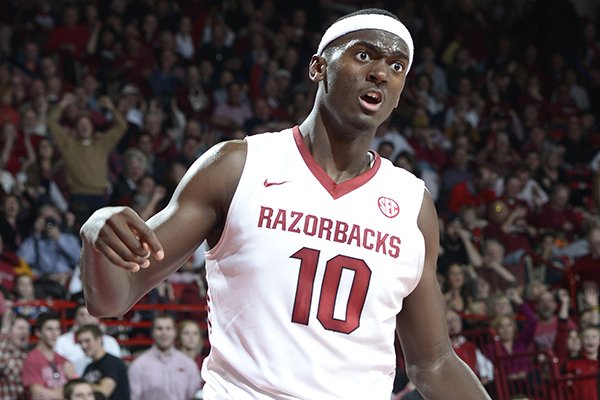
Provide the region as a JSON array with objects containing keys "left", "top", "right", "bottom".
[{"left": 264, "top": 179, "right": 290, "bottom": 187}]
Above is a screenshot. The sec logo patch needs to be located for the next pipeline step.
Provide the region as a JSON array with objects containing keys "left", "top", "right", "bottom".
[{"left": 378, "top": 197, "right": 399, "bottom": 218}]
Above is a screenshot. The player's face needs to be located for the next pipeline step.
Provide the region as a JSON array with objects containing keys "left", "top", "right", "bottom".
[{"left": 318, "top": 29, "right": 409, "bottom": 132}]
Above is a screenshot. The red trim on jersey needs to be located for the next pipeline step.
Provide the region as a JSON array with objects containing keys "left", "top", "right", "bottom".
[{"left": 292, "top": 126, "right": 380, "bottom": 199}]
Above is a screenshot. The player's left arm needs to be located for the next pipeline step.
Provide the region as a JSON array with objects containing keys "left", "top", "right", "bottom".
[{"left": 396, "top": 190, "right": 491, "bottom": 400}]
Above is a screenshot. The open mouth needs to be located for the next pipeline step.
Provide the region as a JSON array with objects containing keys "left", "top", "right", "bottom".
[
  {"left": 359, "top": 91, "right": 383, "bottom": 112},
  {"left": 360, "top": 91, "right": 382, "bottom": 104}
]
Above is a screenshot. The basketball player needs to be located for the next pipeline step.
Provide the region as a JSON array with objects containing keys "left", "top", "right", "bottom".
[{"left": 80, "top": 8, "right": 491, "bottom": 399}]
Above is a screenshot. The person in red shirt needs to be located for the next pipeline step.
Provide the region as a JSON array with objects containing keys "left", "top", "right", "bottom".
[
  {"left": 447, "top": 163, "right": 497, "bottom": 217},
  {"left": 564, "top": 325, "right": 599, "bottom": 400},
  {"left": 44, "top": 5, "right": 91, "bottom": 61},
  {"left": 22, "top": 312, "right": 77, "bottom": 399},
  {"left": 446, "top": 308, "right": 494, "bottom": 386}
]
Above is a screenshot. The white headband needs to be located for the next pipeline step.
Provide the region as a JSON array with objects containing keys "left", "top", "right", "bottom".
[{"left": 317, "top": 13, "right": 414, "bottom": 72}]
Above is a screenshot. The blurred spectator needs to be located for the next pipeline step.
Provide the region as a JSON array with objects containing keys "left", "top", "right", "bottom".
[
  {"left": 243, "top": 96, "right": 290, "bottom": 135},
  {"left": 0, "top": 235, "right": 29, "bottom": 293},
  {"left": 17, "top": 205, "right": 80, "bottom": 288},
  {"left": 484, "top": 182, "right": 536, "bottom": 269},
  {"left": 17, "top": 137, "right": 69, "bottom": 214},
  {"left": 487, "top": 293, "right": 515, "bottom": 320},
  {"left": 140, "top": 108, "right": 178, "bottom": 166},
  {"left": 128, "top": 314, "right": 201, "bottom": 400},
  {"left": 77, "top": 324, "right": 129, "bottom": 400},
  {"left": 534, "top": 147, "right": 566, "bottom": 195},
  {"left": 116, "top": 84, "right": 144, "bottom": 134},
  {"left": 520, "top": 232, "right": 568, "bottom": 289},
  {"left": 211, "top": 81, "right": 253, "bottom": 133},
  {"left": 406, "top": 107, "right": 448, "bottom": 174},
  {"left": 62, "top": 378, "right": 95, "bottom": 400},
  {"left": 148, "top": 48, "right": 181, "bottom": 111},
  {"left": 535, "top": 182, "right": 584, "bottom": 242},
  {"left": 442, "top": 263, "right": 476, "bottom": 314},
  {"left": 48, "top": 93, "right": 127, "bottom": 228},
  {"left": 1, "top": 120, "right": 36, "bottom": 178},
  {"left": 22, "top": 312, "right": 77, "bottom": 399},
  {"left": 0, "top": 310, "right": 30, "bottom": 400},
  {"left": 110, "top": 147, "right": 149, "bottom": 207},
  {"left": 447, "top": 163, "right": 497, "bottom": 217},
  {"left": 175, "top": 65, "right": 214, "bottom": 123},
  {"left": 12, "top": 274, "right": 49, "bottom": 321},
  {"left": 198, "top": 18, "right": 234, "bottom": 73},
  {"left": 438, "top": 215, "right": 482, "bottom": 277},
  {"left": 576, "top": 282, "right": 600, "bottom": 330},
  {"left": 176, "top": 319, "right": 206, "bottom": 373},
  {"left": 485, "top": 288, "right": 537, "bottom": 382},
  {"left": 510, "top": 164, "right": 548, "bottom": 213},
  {"left": 371, "top": 122, "right": 414, "bottom": 163},
  {"left": 45, "top": 5, "right": 91, "bottom": 61},
  {"left": 533, "top": 289, "right": 577, "bottom": 353},
  {"left": 476, "top": 239, "right": 516, "bottom": 294},
  {"left": 438, "top": 145, "right": 473, "bottom": 211},
  {"left": 569, "top": 226, "right": 600, "bottom": 290},
  {"left": 446, "top": 308, "right": 494, "bottom": 386},
  {"left": 476, "top": 131, "right": 520, "bottom": 178},
  {"left": 55, "top": 303, "right": 121, "bottom": 376},
  {"left": 174, "top": 16, "right": 195, "bottom": 62},
  {"left": 563, "top": 325, "right": 599, "bottom": 399},
  {"left": 131, "top": 174, "right": 167, "bottom": 221}
]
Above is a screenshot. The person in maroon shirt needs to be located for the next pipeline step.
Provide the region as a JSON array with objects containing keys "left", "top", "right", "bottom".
[
  {"left": 564, "top": 325, "right": 599, "bottom": 400},
  {"left": 535, "top": 182, "right": 584, "bottom": 242},
  {"left": 45, "top": 5, "right": 91, "bottom": 61},
  {"left": 570, "top": 226, "right": 600, "bottom": 289},
  {"left": 484, "top": 174, "right": 537, "bottom": 267}
]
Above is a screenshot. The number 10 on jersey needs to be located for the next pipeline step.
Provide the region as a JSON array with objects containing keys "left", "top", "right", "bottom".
[{"left": 290, "top": 247, "right": 372, "bottom": 334}]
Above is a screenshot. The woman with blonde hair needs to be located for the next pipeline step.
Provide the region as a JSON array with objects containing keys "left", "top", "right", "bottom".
[{"left": 176, "top": 319, "right": 206, "bottom": 371}]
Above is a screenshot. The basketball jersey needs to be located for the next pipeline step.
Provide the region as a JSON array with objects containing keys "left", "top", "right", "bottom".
[{"left": 202, "top": 127, "right": 426, "bottom": 399}]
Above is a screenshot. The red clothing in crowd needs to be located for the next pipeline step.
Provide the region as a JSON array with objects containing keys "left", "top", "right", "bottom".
[
  {"left": 570, "top": 254, "right": 600, "bottom": 288},
  {"left": 0, "top": 252, "right": 19, "bottom": 292},
  {"left": 45, "top": 25, "right": 90, "bottom": 59},
  {"left": 447, "top": 181, "right": 497, "bottom": 215},
  {"left": 535, "top": 202, "right": 584, "bottom": 240},
  {"left": 564, "top": 357, "right": 598, "bottom": 400},
  {"left": 452, "top": 336, "right": 481, "bottom": 378},
  {"left": 22, "top": 348, "right": 71, "bottom": 394}
]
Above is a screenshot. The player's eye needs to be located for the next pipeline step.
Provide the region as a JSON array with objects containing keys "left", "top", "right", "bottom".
[
  {"left": 391, "top": 61, "right": 405, "bottom": 73},
  {"left": 356, "top": 51, "right": 371, "bottom": 62}
]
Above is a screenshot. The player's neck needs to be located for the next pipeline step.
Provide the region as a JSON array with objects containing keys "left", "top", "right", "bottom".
[{"left": 298, "top": 118, "right": 375, "bottom": 182}]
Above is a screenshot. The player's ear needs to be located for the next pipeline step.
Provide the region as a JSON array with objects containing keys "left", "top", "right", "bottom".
[{"left": 308, "top": 54, "right": 327, "bottom": 83}]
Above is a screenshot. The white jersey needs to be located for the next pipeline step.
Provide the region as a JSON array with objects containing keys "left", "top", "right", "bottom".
[{"left": 202, "top": 127, "right": 426, "bottom": 399}]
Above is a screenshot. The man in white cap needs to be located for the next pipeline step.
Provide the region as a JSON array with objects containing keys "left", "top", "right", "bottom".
[{"left": 79, "top": 8, "right": 491, "bottom": 399}]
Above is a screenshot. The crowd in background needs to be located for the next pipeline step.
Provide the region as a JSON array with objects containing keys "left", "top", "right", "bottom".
[{"left": 0, "top": 0, "right": 600, "bottom": 398}]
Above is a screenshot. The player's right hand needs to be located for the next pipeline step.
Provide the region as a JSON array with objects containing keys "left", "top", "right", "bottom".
[{"left": 80, "top": 206, "right": 164, "bottom": 272}]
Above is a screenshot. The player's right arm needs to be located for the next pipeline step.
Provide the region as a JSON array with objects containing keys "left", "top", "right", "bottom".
[{"left": 80, "top": 140, "right": 247, "bottom": 317}]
